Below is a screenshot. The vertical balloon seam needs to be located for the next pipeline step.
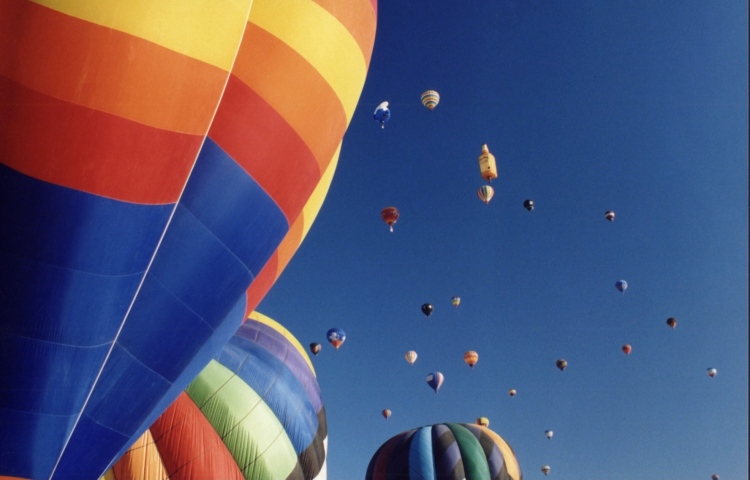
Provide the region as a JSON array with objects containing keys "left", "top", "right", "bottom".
[{"left": 47, "top": 6, "right": 256, "bottom": 474}]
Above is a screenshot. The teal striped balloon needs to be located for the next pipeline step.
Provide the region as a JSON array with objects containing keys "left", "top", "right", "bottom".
[{"left": 421, "top": 90, "right": 440, "bottom": 110}]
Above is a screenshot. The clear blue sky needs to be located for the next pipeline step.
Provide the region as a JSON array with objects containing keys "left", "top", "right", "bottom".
[{"left": 258, "top": 1, "right": 748, "bottom": 478}]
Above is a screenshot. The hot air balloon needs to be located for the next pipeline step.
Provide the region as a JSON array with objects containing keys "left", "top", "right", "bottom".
[
  {"left": 545, "top": 430, "right": 554, "bottom": 439},
  {"left": 556, "top": 359, "right": 568, "bottom": 371},
  {"left": 524, "top": 199, "right": 534, "bottom": 211},
  {"left": 452, "top": 296, "right": 461, "bottom": 307},
  {"left": 0, "top": 0, "right": 377, "bottom": 477},
  {"left": 478, "top": 185, "right": 495, "bottom": 205},
  {"left": 622, "top": 344, "right": 632, "bottom": 355},
  {"left": 712, "top": 475, "right": 720, "bottom": 480},
  {"left": 327, "top": 327, "right": 346, "bottom": 349},
  {"left": 365, "top": 423, "right": 523, "bottom": 480},
  {"left": 104, "top": 312, "right": 327, "bottom": 480},
  {"left": 476, "top": 417, "right": 490, "bottom": 427},
  {"left": 605, "top": 210, "right": 615, "bottom": 221},
  {"left": 667, "top": 317, "right": 677, "bottom": 329},
  {"left": 616, "top": 280, "right": 628, "bottom": 293},
  {"left": 478, "top": 144, "right": 498, "bottom": 182},
  {"left": 373, "top": 101, "right": 391, "bottom": 128},
  {"left": 464, "top": 350, "right": 479, "bottom": 368},
  {"left": 421, "top": 90, "right": 440, "bottom": 110},
  {"left": 508, "top": 389, "right": 517, "bottom": 397},
  {"left": 405, "top": 350, "right": 418, "bottom": 365},
  {"left": 381, "top": 206, "right": 400, "bottom": 232},
  {"left": 426, "top": 372, "right": 444, "bottom": 394},
  {"left": 309, "top": 342, "right": 322, "bottom": 356},
  {"left": 541, "top": 465, "right": 551, "bottom": 475},
  {"left": 382, "top": 409, "right": 392, "bottom": 420},
  {"left": 421, "top": 303, "right": 434, "bottom": 317},
  {"left": 707, "top": 368, "right": 717, "bottom": 378}
]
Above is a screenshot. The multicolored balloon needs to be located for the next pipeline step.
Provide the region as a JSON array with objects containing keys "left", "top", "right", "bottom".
[
  {"left": 616, "top": 280, "right": 628, "bottom": 293},
  {"left": 421, "top": 303, "right": 434, "bottom": 317},
  {"left": 0, "top": 0, "right": 376, "bottom": 476},
  {"left": 366, "top": 423, "right": 522, "bottom": 480},
  {"left": 707, "top": 368, "right": 718, "bottom": 378},
  {"left": 426, "top": 372, "right": 444, "bottom": 394},
  {"left": 405, "top": 350, "right": 418, "bottom": 366},
  {"left": 420, "top": 90, "right": 440, "bottom": 110},
  {"left": 478, "top": 185, "right": 495, "bottom": 205},
  {"left": 452, "top": 296, "right": 461, "bottom": 307},
  {"left": 542, "top": 465, "right": 551, "bottom": 475},
  {"left": 382, "top": 409, "right": 392, "bottom": 420},
  {"left": 605, "top": 210, "right": 615, "bottom": 221},
  {"left": 373, "top": 101, "right": 391, "bottom": 128},
  {"left": 105, "top": 312, "right": 327, "bottom": 480},
  {"left": 310, "top": 342, "right": 322, "bottom": 356},
  {"left": 556, "top": 359, "right": 568, "bottom": 371},
  {"left": 381, "top": 206, "right": 400, "bottom": 232},
  {"left": 508, "top": 389, "right": 517, "bottom": 397},
  {"left": 464, "top": 350, "right": 479, "bottom": 368},
  {"left": 622, "top": 344, "right": 632, "bottom": 355},
  {"left": 327, "top": 327, "right": 346, "bottom": 349}
]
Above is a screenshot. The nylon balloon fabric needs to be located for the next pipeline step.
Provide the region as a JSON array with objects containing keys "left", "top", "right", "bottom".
[
  {"left": 0, "top": 0, "right": 376, "bottom": 478},
  {"left": 365, "top": 423, "right": 523, "bottom": 480},
  {"left": 103, "top": 312, "right": 327, "bottom": 480}
]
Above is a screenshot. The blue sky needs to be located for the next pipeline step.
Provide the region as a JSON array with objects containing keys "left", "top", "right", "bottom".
[{"left": 258, "top": 1, "right": 748, "bottom": 478}]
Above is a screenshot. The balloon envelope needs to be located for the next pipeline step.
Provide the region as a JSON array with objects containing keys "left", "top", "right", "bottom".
[
  {"left": 464, "top": 350, "right": 479, "bottom": 367},
  {"left": 476, "top": 417, "right": 490, "bottom": 427},
  {"left": 421, "top": 303, "right": 434, "bottom": 317},
  {"left": 545, "top": 430, "right": 554, "bottom": 439},
  {"left": 605, "top": 210, "right": 615, "bottom": 221},
  {"left": 310, "top": 342, "right": 322, "bottom": 356},
  {"left": 105, "top": 311, "right": 327, "bottom": 480},
  {"left": 667, "top": 317, "right": 677, "bottom": 328},
  {"left": 542, "top": 465, "right": 551, "bottom": 475},
  {"left": 426, "top": 372, "right": 444, "bottom": 393},
  {"left": 508, "top": 389, "right": 517, "bottom": 397},
  {"left": 405, "top": 350, "right": 418, "bottom": 365},
  {"left": 327, "top": 327, "right": 346, "bottom": 349},
  {"left": 616, "top": 280, "right": 628, "bottom": 293},
  {"left": 373, "top": 101, "right": 391, "bottom": 127},
  {"left": 381, "top": 206, "right": 400, "bottom": 232},
  {"left": 420, "top": 90, "right": 440, "bottom": 110},
  {"left": 382, "top": 409, "right": 391, "bottom": 420},
  {"left": 366, "top": 423, "right": 522, "bottom": 480},
  {"left": 707, "top": 368, "right": 717, "bottom": 377},
  {"left": 452, "top": 296, "right": 461, "bottom": 307},
  {"left": 524, "top": 199, "right": 534, "bottom": 211},
  {"left": 622, "top": 344, "right": 632, "bottom": 355},
  {"left": 0, "top": 0, "right": 376, "bottom": 477},
  {"left": 556, "top": 359, "right": 568, "bottom": 371},
  {"left": 477, "top": 185, "right": 495, "bottom": 205}
]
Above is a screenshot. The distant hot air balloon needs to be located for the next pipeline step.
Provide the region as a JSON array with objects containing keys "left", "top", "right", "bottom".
[
  {"left": 420, "top": 90, "right": 440, "bottom": 110},
  {"left": 707, "top": 368, "right": 717, "bottom": 378},
  {"left": 478, "top": 144, "right": 498, "bottom": 182},
  {"left": 452, "top": 296, "right": 461, "bottom": 307},
  {"left": 477, "top": 185, "right": 495, "bottom": 205},
  {"left": 381, "top": 206, "right": 400, "bottom": 232},
  {"left": 464, "top": 351, "right": 479, "bottom": 368},
  {"left": 622, "top": 344, "right": 632, "bottom": 355},
  {"left": 524, "top": 199, "right": 534, "bottom": 211},
  {"left": 382, "top": 409, "right": 391, "bottom": 420},
  {"left": 508, "top": 389, "right": 517, "bottom": 397},
  {"left": 426, "top": 372, "right": 444, "bottom": 394},
  {"left": 476, "top": 417, "right": 490, "bottom": 427},
  {"left": 712, "top": 475, "right": 720, "bottom": 480},
  {"left": 365, "top": 423, "right": 523, "bottom": 480},
  {"left": 545, "top": 430, "right": 553, "bottom": 439},
  {"left": 373, "top": 101, "right": 391, "bottom": 128},
  {"left": 616, "top": 280, "right": 628, "bottom": 293},
  {"left": 405, "top": 350, "right": 418, "bottom": 365},
  {"left": 421, "top": 303, "right": 434, "bottom": 317},
  {"left": 541, "top": 465, "right": 551, "bottom": 475},
  {"left": 327, "top": 327, "right": 346, "bottom": 349},
  {"left": 310, "top": 342, "right": 322, "bottom": 356},
  {"left": 605, "top": 210, "right": 615, "bottom": 221},
  {"left": 667, "top": 317, "right": 677, "bottom": 329},
  {"left": 556, "top": 359, "right": 568, "bottom": 371}
]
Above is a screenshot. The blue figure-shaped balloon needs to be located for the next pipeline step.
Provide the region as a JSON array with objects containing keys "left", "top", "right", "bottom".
[
  {"left": 373, "top": 101, "right": 391, "bottom": 128},
  {"left": 327, "top": 327, "right": 346, "bottom": 349}
]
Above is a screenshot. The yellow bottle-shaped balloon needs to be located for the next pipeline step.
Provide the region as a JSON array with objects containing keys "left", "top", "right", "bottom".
[{"left": 478, "top": 144, "right": 498, "bottom": 182}]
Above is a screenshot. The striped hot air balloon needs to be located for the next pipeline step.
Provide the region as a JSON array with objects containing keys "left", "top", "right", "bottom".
[
  {"left": 0, "top": 0, "right": 376, "bottom": 477},
  {"left": 464, "top": 350, "right": 479, "bottom": 368},
  {"left": 420, "top": 90, "right": 440, "bottom": 110},
  {"left": 104, "top": 312, "right": 327, "bottom": 480},
  {"left": 405, "top": 350, "right": 418, "bottom": 365},
  {"left": 478, "top": 185, "right": 495, "bottom": 205},
  {"left": 365, "top": 423, "right": 523, "bottom": 480}
]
